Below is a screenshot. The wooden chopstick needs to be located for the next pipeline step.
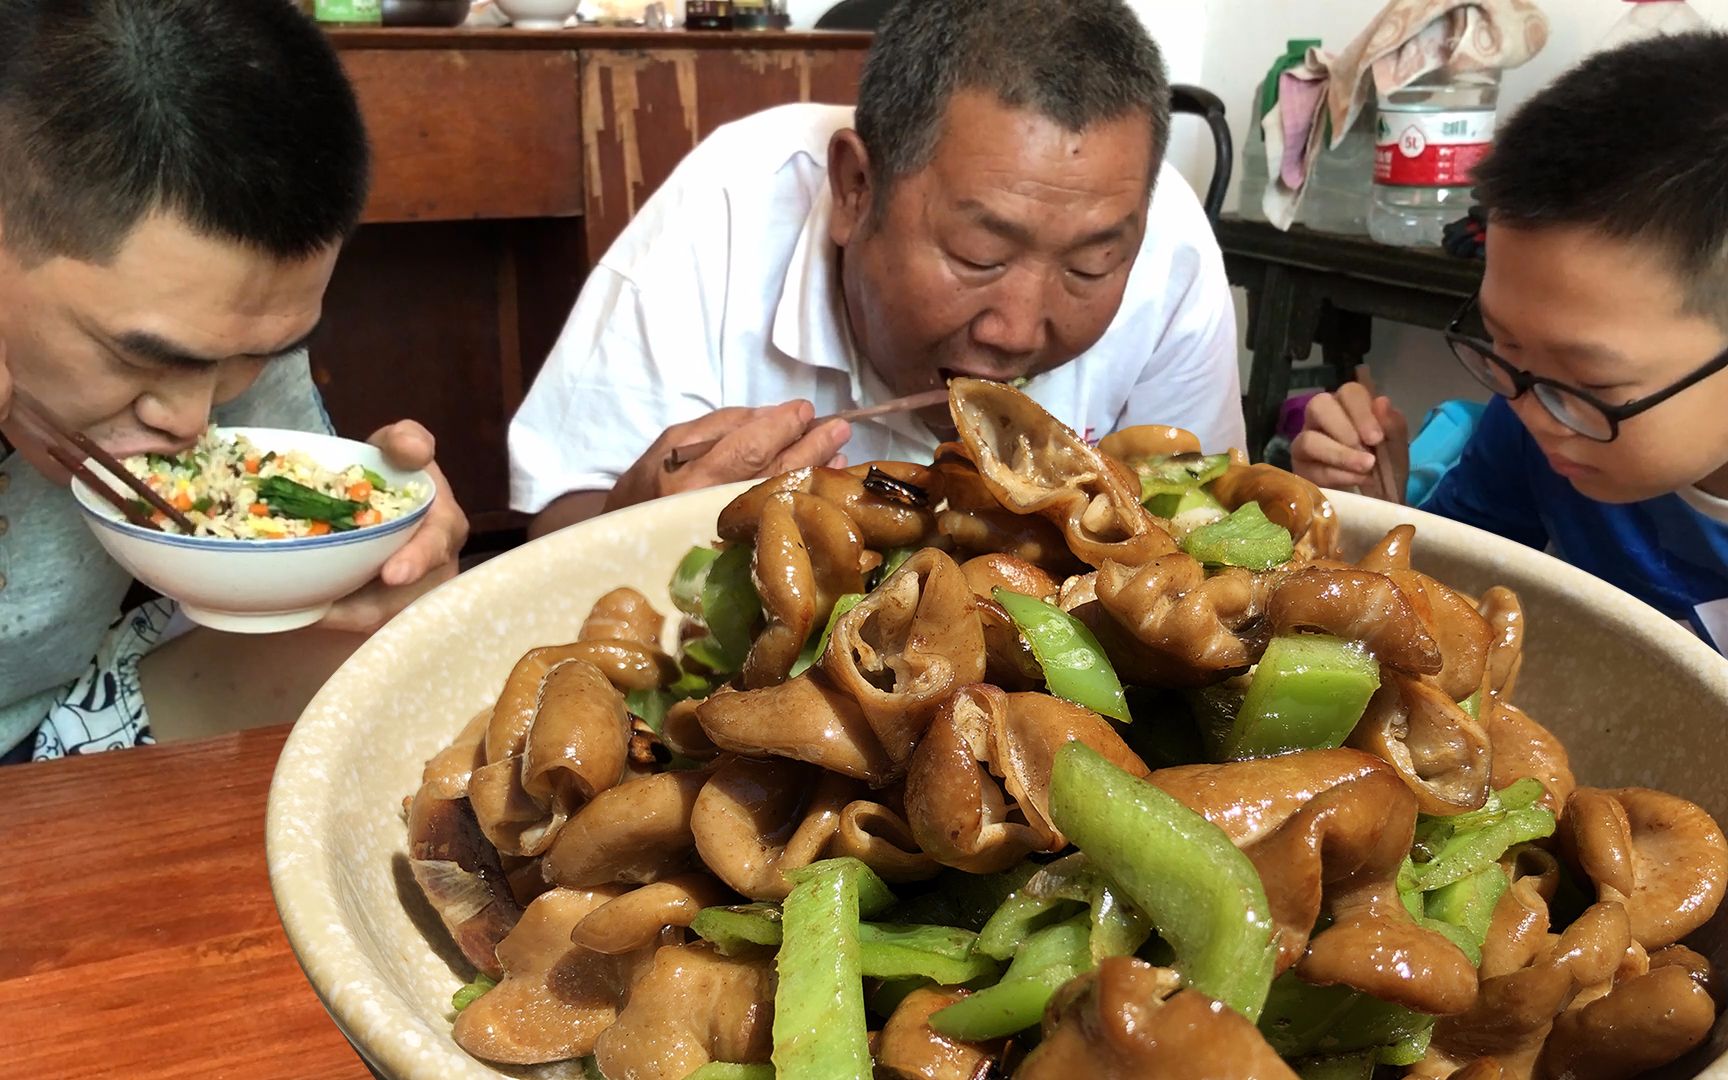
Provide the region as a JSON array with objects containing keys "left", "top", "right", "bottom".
[
  {"left": 11, "top": 388, "right": 199, "bottom": 531},
  {"left": 663, "top": 388, "right": 953, "bottom": 473},
  {"left": 1353, "top": 365, "right": 1404, "bottom": 506}
]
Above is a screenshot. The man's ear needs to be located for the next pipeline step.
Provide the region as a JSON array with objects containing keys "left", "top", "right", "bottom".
[{"left": 828, "top": 128, "right": 876, "bottom": 249}]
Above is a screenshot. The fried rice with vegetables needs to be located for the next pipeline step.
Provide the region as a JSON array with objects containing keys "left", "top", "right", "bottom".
[{"left": 122, "top": 427, "right": 425, "bottom": 539}]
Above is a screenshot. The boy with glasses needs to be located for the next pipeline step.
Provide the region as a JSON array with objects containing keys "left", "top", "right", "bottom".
[{"left": 1291, "top": 31, "right": 1728, "bottom": 649}]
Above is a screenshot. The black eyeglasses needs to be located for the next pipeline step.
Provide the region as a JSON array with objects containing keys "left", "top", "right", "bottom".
[{"left": 1443, "top": 293, "right": 1728, "bottom": 442}]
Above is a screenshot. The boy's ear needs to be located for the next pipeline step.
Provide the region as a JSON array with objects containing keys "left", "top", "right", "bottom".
[{"left": 828, "top": 129, "right": 876, "bottom": 249}]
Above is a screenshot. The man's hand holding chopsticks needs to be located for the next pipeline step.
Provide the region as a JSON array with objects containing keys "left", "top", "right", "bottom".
[{"left": 604, "top": 400, "right": 851, "bottom": 515}]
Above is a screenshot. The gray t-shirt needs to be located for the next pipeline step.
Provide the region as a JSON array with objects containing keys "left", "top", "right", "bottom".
[{"left": 0, "top": 352, "right": 333, "bottom": 754}]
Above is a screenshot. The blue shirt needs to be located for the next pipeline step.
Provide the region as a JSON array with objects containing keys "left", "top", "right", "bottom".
[{"left": 1422, "top": 398, "right": 1728, "bottom": 649}]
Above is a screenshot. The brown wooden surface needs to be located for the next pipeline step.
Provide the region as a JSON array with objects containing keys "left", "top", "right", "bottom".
[
  {"left": 0, "top": 726, "right": 369, "bottom": 1079},
  {"left": 580, "top": 45, "right": 869, "bottom": 260},
  {"left": 343, "top": 47, "right": 584, "bottom": 224},
  {"left": 327, "top": 26, "right": 873, "bottom": 51}
]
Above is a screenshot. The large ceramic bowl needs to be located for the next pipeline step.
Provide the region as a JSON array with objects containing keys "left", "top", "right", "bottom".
[
  {"left": 266, "top": 485, "right": 1728, "bottom": 1079},
  {"left": 71, "top": 427, "right": 434, "bottom": 633}
]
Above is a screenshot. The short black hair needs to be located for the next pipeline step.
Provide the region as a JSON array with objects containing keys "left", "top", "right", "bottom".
[
  {"left": 1475, "top": 31, "right": 1728, "bottom": 322},
  {"left": 0, "top": 0, "right": 369, "bottom": 264},
  {"left": 854, "top": 0, "right": 1170, "bottom": 202}
]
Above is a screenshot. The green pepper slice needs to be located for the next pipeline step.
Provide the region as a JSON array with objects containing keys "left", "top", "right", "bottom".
[
  {"left": 992, "top": 589, "right": 1129, "bottom": 722},
  {"left": 1049, "top": 741, "right": 1277, "bottom": 1021},
  {"left": 788, "top": 592, "right": 864, "bottom": 678},
  {"left": 772, "top": 859, "right": 886, "bottom": 1079},
  {"left": 1180, "top": 500, "right": 1295, "bottom": 571},
  {"left": 1136, "top": 451, "right": 1232, "bottom": 498},
  {"left": 451, "top": 971, "right": 496, "bottom": 1013},
  {"left": 685, "top": 1065, "right": 773, "bottom": 1080},
  {"left": 670, "top": 545, "right": 722, "bottom": 618},
  {"left": 1226, "top": 635, "right": 1381, "bottom": 758},
  {"left": 927, "top": 913, "right": 1093, "bottom": 1040},
  {"left": 700, "top": 544, "right": 762, "bottom": 674}
]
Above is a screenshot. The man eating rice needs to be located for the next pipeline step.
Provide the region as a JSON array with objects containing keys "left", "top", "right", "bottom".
[{"left": 0, "top": 0, "right": 469, "bottom": 762}]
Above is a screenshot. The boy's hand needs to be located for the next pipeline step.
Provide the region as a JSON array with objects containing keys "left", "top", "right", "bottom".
[{"left": 1291, "top": 383, "right": 1411, "bottom": 503}]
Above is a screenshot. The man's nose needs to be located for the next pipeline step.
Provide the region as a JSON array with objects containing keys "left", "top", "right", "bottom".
[
  {"left": 969, "top": 268, "right": 1051, "bottom": 361},
  {"left": 135, "top": 372, "right": 220, "bottom": 448}
]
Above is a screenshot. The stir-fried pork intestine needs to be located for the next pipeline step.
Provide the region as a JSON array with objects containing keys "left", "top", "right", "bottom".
[
  {"left": 1151, "top": 749, "right": 1477, "bottom": 1014},
  {"left": 1388, "top": 567, "right": 1494, "bottom": 703},
  {"left": 717, "top": 462, "right": 938, "bottom": 550},
  {"left": 1358, "top": 523, "right": 1416, "bottom": 574},
  {"left": 1650, "top": 942, "right": 1723, "bottom": 1007},
  {"left": 541, "top": 768, "right": 707, "bottom": 888},
  {"left": 1479, "top": 586, "right": 1526, "bottom": 699},
  {"left": 1017, "top": 958, "right": 1300, "bottom": 1080},
  {"left": 569, "top": 874, "right": 732, "bottom": 955},
  {"left": 1412, "top": 901, "right": 1634, "bottom": 1080},
  {"left": 958, "top": 552, "right": 1059, "bottom": 603},
  {"left": 578, "top": 586, "right": 666, "bottom": 646},
  {"left": 872, "top": 987, "right": 1000, "bottom": 1080},
  {"left": 933, "top": 440, "right": 1083, "bottom": 575},
  {"left": 408, "top": 378, "right": 1726, "bottom": 1077},
  {"left": 659, "top": 698, "right": 719, "bottom": 761},
  {"left": 1091, "top": 553, "right": 1273, "bottom": 685},
  {"left": 1484, "top": 699, "right": 1575, "bottom": 814},
  {"left": 688, "top": 757, "right": 855, "bottom": 901},
  {"left": 696, "top": 671, "right": 897, "bottom": 782},
  {"left": 1349, "top": 669, "right": 1494, "bottom": 815},
  {"left": 420, "top": 708, "right": 491, "bottom": 798},
  {"left": 1268, "top": 566, "right": 1443, "bottom": 676},
  {"left": 469, "top": 655, "right": 637, "bottom": 856},
  {"left": 973, "top": 595, "right": 1046, "bottom": 691},
  {"left": 905, "top": 685, "right": 1150, "bottom": 874},
  {"left": 948, "top": 377, "right": 1176, "bottom": 568},
  {"left": 1538, "top": 964, "right": 1716, "bottom": 1080},
  {"left": 938, "top": 506, "right": 1081, "bottom": 573},
  {"left": 744, "top": 491, "right": 866, "bottom": 688},
  {"left": 1095, "top": 423, "right": 1204, "bottom": 461},
  {"left": 820, "top": 548, "right": 988, "bottom": 768},
  {"left": 451, "top": 885, "right": 652, "bottom": 1064},
  {"left": 1560, "top": 786, "right": 1728, "bottom": 949},
  {"left": 1209, "top": 461, "right": 1340, "bottom": 562},
  {"left": 591, "top": 943, "right": 775, "bottom": 1080},
  {"left": 407, "top": 783, "right": 522, "bottom": 979},
  {"left": 833, "top": 791, "right": 939, "bottom": 882}
]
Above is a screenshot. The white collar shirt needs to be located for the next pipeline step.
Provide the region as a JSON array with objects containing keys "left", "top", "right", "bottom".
[{"left": 509, "top": 103, "right": 1244, "bottom": 514}]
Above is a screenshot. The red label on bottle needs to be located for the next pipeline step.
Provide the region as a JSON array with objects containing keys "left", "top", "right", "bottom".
[{"left": 1374, "top": 108, "right": 1495, "bottom": 186}]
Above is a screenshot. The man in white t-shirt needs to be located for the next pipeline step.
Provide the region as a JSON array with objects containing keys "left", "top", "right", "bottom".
[{"left": 511, "top": 0, "right": 1244, "bottom": 536}]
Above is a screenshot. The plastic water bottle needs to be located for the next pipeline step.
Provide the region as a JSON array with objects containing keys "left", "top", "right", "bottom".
[
  {"left": 1238, "top": 39, "right": 1322, "bottom": 222},
  {"left": 1600, "top": 0, "right": 1707, "bottom": 49},
  {"left": 1368, "top": 69, "right": 1500, "bottom": 247},
  {"left": 1297, "top": 104, "right": 1376, "bottom": 235}
]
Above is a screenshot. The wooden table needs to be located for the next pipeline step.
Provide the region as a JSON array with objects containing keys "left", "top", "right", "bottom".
[
  {"left": 1216, "top": 214, "right": 1485, "bottom": 459},
  {"left": 313, "top": 28, "right": 874, "bottom": 546},
  {"left": 0, "top": 726, "right": 369, "bottom": 1079}
]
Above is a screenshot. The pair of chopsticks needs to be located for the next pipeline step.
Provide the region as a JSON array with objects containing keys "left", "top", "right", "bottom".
[
  {"left": 10, "top": 388, "right": 198, "bottom": 532},
  {"left": 663, "top": 388, "right": 952, "bottom": 472},
  {"left": 1353, "top": 365, "right": 1404, "bottom": 506}
]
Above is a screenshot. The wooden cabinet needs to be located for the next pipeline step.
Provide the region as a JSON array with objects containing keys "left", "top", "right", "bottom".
[{"left": 314, "top": 28, "right": 871, "bottom": 541}]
